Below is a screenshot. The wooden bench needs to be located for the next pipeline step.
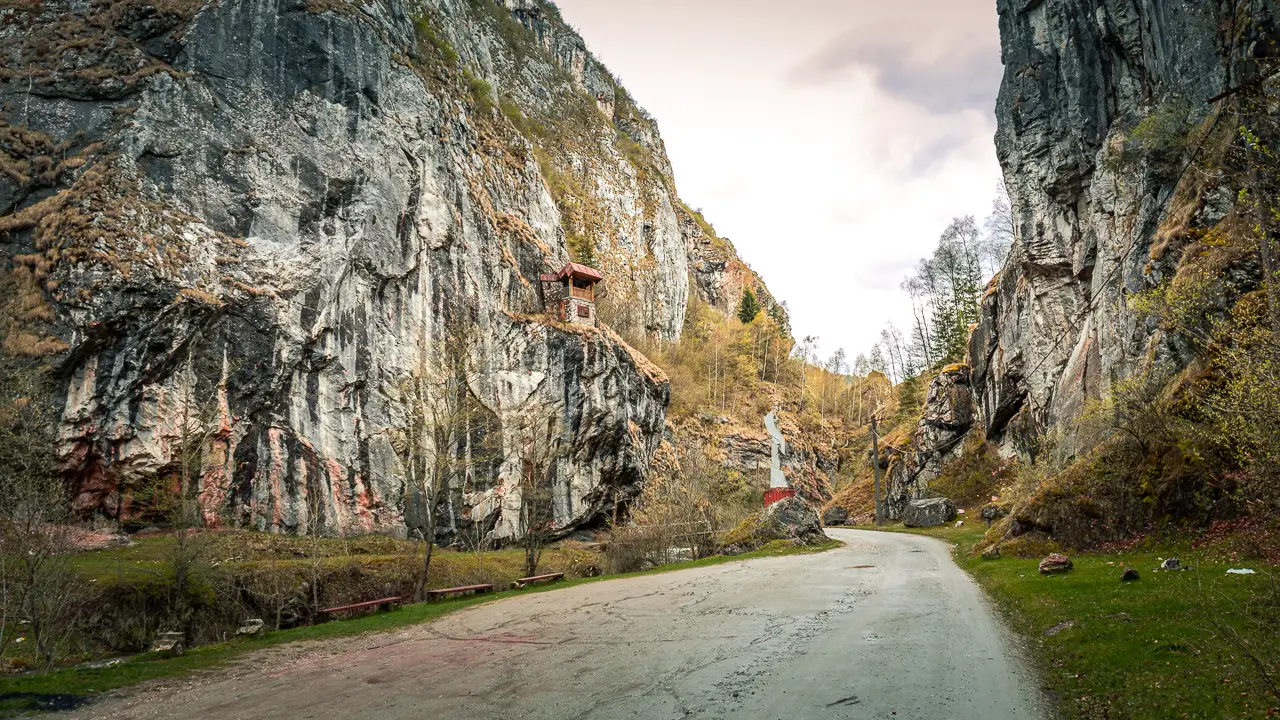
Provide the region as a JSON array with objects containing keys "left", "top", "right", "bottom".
[
  {"left": 317, "top": 596, "right": 402, "bottom": 622},
  {"left": 426, "top": 583, "right": 495, "bottom": 602},
  {"left": 509, "top": 572, "right": 565, "bottom": 590}
]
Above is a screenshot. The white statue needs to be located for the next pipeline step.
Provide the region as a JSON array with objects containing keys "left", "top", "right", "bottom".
[{"left": 764, "top": 409, "right": 788, "bottom": 489}]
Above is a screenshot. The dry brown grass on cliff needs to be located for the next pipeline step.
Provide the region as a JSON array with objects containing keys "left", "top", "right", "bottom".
[
  {"left": 0, "top": 267, "right": 64, "bottom": 357},
  {"left": 0, "top": 0, "right": 200, "bottom": 95},
  {"left": 823, "top": 476, "right": 875, "bottom": 524}
]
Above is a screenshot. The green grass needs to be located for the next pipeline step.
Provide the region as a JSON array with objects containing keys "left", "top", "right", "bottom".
[
  {"left": 0, "top": 539, "right": 838, "bottom": 716},
  {"left": 854, "top": 522, "right": 1278, "bottom": 719}
]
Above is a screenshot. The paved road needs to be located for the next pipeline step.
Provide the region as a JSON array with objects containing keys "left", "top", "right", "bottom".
[{"left": 72, "top": 529, "right": 1043, "bottom": 720}]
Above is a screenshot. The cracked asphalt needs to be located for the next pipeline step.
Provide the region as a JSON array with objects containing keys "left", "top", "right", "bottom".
[{"left": 70, "top": 529, "right": 1043, "bottom": 720}]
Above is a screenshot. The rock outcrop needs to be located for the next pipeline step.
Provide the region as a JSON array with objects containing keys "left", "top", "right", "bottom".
[
  {"left": 723, "top": 496, "right": 825, "bottom": 552},
  {"left": 712, "top": 410, "right": 836, "bottom": 504},
  {"left": 885, "top": 365, "right": 974, "bottom": 519},
  {"left": 0, "top": 0, "right": 761, "bottom": 541},
  {"left": 678, "top": 205, "right": 784, "bottom": 324},
  {"left": 970, "top": 0, "right": 1267, "bottom": 450},
  {"left": 901, "top": 498, "right": 957, "bottom": 529}
]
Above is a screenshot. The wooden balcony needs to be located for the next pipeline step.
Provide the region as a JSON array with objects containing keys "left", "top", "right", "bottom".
[{"left": 569, "top": 286, "right": 594, "bottom": 301}]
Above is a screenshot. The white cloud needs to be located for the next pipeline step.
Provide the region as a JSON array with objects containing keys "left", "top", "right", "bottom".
[{"left": 554, "top": 0, "right": 1004, "bottom": 360}]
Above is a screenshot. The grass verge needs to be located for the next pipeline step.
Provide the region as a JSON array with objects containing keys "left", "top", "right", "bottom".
[
  {"left": 851, "top": 522, "right": 1278, "bottom": 719},
  {"left": 0, "top": 538, "right": 840, "bottom": 716}
]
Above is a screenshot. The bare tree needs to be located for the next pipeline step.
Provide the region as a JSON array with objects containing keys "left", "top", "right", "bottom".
[
  {"left": 982, "top": 179, "right": 1015, "bottom": 277},
  {"left": 302, "top": 477, "right": 332, "bottom": 617},
  {"left": 399, "top": 315, "right": 494, "bottom": 602},
  {"left": 0, "top": 357, "right": 83, "bottom": 669},
  {"left": 140, "top": 348, "right": 224, "bottom": 643},
  {"left": 793, "top": 335, "right": 818, "bottom": 412},
  {"left": 516, "top": 415, "right": 563, "bottom": 578}
]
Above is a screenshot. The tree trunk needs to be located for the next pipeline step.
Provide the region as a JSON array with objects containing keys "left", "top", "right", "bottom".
[{"left": 413, "top": 511, "right": 436, "bottom": 603}]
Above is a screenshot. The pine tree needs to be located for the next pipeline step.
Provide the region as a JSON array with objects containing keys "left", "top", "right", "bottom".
[{"left": 737, "top": 288, "right": 761, "bottom": 324}]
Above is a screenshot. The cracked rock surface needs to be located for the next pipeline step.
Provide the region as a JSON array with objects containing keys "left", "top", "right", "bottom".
[{"left": 65, "top": 529, "right": 1043, "bottom": 720}]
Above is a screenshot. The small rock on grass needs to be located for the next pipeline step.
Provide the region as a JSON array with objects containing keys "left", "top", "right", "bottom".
[
  {"left": 1045, "top": 620, "right": 1075, "bottom": 636},
  {"left": 1039, "top": 553, "right": 1073, "bottom": 575},
  {"left": 981, "top": 546, "right": 1000, "bottom": 560},
  {"left": 1121, "top": 568, "right": 1140, "bottom": 582}
]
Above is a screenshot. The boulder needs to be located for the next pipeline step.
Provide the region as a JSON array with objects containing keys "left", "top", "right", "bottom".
[
  {"left": 822, "top": 506, "right": 849, "bottom": 527},
  {"left": 980, "top": 503, "right": 1009, "bottom": 526},
  {"left": 722, "top": 496, "right": 826, "bottom": 553},
  {"left": 1039, "top": 554, "right": 1073, "bottom": 575},
  {"left": 981, "top": 546, "right": 1001, "bottom": 561},
  {"left": 1121, "top": 568, "right": 1140, "bottom": 582},
  {"left": 1160, "top": 558, "right": 1182, "bottom": 571},
  {"left": 901, "top": 498, "right": 957, "bottom": 528},
  {"left": 762, "top": 497, "right": 826, "bottom": 546},
  {"left": 237, "top": 619, "right": 266, "bottom": 637}
]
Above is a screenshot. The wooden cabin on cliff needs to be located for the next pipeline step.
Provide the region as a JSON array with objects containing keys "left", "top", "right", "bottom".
[{"left": 540, "top": 262, "right": 603, "bottom": 327}]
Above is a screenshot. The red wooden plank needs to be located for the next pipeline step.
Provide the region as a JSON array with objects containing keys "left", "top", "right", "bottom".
[{"left": 318, "top": 596, "right": 403, "bottom": 615}]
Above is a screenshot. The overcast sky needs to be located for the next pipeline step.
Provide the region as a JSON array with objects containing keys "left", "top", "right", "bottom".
[{"left": 554, "top": 0, "right": 1005, "bottom": 362}]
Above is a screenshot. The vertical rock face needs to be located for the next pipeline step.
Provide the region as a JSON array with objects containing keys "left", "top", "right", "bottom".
[
  {"left": 0, "top": 0, "right": 772, "bottom": 541},
  {"left": 970, "top": 0, "right": 1243, "bottom": 446}
]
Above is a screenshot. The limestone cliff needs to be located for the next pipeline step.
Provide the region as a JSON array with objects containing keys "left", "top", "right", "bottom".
[
  {"left": 0, "top": 0, "right": 761, "bottom": 541},
  {"left": 970, "top": 0, "right": 1266, "bottom": 448},
  {"left": 884, "top": 1, "right": 1279, "bottom": 515},
  {"left": 677, "top": 205, "right": 784, "bottom": 324}
]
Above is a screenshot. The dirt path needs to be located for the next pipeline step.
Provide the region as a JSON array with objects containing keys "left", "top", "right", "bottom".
[{"left": 68, "top": 529, "right": 1043, "bottom": 720}]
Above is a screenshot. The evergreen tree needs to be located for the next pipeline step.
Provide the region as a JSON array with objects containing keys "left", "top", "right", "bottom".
[{"left": 737, "top": 288, "right": 761, "bottom": 324}]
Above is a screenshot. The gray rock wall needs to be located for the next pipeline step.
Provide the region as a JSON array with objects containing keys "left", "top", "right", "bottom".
[
  {"left": 970, "top": 0, "right": 1244, "bottom": 448},
  {"left": 0, "top": 0, "right": 734, "bottom": 541}
]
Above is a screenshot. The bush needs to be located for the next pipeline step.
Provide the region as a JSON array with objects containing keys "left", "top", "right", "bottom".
[{"left": 930, "top": 434, "right": 1012, "bottom": 508}]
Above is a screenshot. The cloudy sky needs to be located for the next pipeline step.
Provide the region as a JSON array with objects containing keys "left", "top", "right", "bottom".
[{"left": 554, "top": 0, "right": 1006, "bottom": 362}]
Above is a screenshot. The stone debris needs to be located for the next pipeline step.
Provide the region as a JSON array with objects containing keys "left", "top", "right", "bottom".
[
  {"left": 981, "top": 546, "right": 1001, "bottom": 561},
  {"left": 1038, "top": 553, "right": 1073, "bottom": 575},
  {"left": 980, "top": 503, "right": 1009, "bottom": 526},
  {"left": 1160, "top": 558, "right": 1183, "bottom": 571},
  {"left": 1225, "top": 568, "right": 1256, "bottom": 575},
  {"left": 150, "top": 631, "right": 185, "bottom": 656},
  {"left": 1045, "top": 620, "right": 1075, "bottom": 636}
]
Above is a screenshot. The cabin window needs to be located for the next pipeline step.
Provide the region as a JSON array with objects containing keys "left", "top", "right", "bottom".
[{"left": 577, "top": 305, "right": 591, "bottom": 319}]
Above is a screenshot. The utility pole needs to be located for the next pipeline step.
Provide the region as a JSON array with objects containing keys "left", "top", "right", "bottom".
[{"left": 870, "top": 411, "right": 884, "bottom": 526}]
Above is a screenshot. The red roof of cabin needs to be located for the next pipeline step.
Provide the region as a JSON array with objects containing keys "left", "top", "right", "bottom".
[{"left": 558, "top": 262, "right": 604, "bottom": 282}]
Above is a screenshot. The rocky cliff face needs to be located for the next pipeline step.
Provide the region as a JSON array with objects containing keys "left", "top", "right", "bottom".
[
  {"left": 677, "top": 205, "right": 784, "bottom": 323},
  {"left": 968, "top": 0, "right": 1243, "bottom": 449},
  {"left": 0, "top": 0, "right": 759, "bottom": 541}
]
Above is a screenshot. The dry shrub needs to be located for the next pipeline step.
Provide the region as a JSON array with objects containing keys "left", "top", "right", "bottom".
[
  {"left": 823, "top": 475, "right": 875, "bottom": 524},
  {"left": 606, "top": 449, "right": 720, "bottom": 573},
  {"left": 0, "top": 355, "right": 88, "bottom": 669}
]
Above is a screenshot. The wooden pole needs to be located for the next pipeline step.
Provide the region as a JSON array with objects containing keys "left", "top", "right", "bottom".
[{"left": 871, "top": 413, "right": 884, "bottom": 526}]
